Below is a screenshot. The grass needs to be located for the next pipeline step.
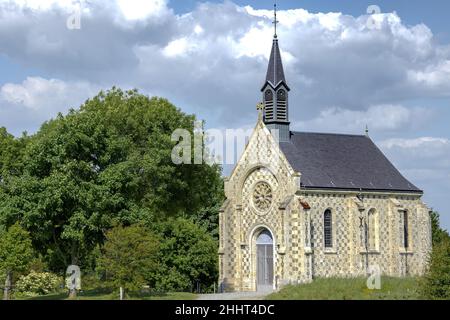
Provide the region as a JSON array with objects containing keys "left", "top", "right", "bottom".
[
  {"left": 21, "top": 289, "right": 198, "bottom": 300},
  {"left": 266, "top": 277, "right": 423, "bottom": 300}
]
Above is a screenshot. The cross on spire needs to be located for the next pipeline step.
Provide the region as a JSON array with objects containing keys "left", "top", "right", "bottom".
[{"left": 273, "top": 2, "right": 279, "bottom": 38}]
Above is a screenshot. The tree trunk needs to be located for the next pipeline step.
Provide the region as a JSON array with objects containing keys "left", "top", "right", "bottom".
[
  {"left": 119, "top": 287, "right": 124, "bottom": 300},
  {"left": 3, "top": 272, "right": 12, "bottom": 300},
  {"left": 68, "top": 287, "right": 77, "bottom": 299}
]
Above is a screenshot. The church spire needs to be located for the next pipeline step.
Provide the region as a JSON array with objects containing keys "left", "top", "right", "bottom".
[
  {"left": 265, "top": 34, "right": 287, "bottom": 87},
  {"left": 265, "top": 3, "right": 287, "bottom": 87},
  {"left": 261, "top": 2, "right": 291, "bottom": 142}
]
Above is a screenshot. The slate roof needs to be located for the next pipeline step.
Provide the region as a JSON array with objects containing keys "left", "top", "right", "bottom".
[
  {"left": 263, "top": 38, "right": 287, "bottom": 88},
  {"left": 279, "top": 131, "right": 422, "bottom": 193}
]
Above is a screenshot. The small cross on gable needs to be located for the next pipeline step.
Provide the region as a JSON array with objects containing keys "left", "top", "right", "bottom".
[{"left": 256, "top": 102, "right": 265, "bottom": 120}]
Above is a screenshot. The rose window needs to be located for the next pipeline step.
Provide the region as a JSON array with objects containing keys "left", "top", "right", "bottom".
[{"left": 253, "top": 182, "right": 273, "bottom": 212}]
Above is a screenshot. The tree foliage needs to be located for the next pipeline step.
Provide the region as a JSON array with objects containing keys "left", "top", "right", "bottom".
[
  {"left": 421, "top": 237, "right": 450, "bottom": 299},
  {"left": 420, "top": 211, "right": 450, "bottom": 299},
  {"left": 0, "top": 127, "right": 29, "bottom": 178},
  {"left": 0, "top": 222, "right": 35, "bottom": 277},
  {"left": 430, "top": 211, "right": 450, "bottom": 246},
  {"left": 151, "top": 217, "right": 218, "bottom": 292},
  {"left": 0, "top": 88, "right": 223, "bottom": 273},
  {"left": 97, "top": 224, "right": 159, "bottom": 294},
  {"left": 0, "top": 222, "right": 35, "bottom": 299},
  {"left": 15, "top": 271, "right": 62, "bottom": 297}
]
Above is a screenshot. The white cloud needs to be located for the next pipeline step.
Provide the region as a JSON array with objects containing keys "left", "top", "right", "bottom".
[
  {"left": 294, "top": 104, "right": 434, "bottom": 134},
  {"left": 380, "top": 137, "right": 450, "bottom": 161},
  {"left": 163, "top": 37, "right": 198, "bottom": 58},
  {"left": 408, "top": 60, "right": 450, "bottom": 92},
  {"left": 0, "top": 77, "right": 101, "bottom": 135},
  {"left": 0, "top": 76, "right": 97, "bottom": 110},
  {"left": 0, "top": 1, "right": 448, "bottom": 136},
  {"left": 380, "top": 137, "right": 449, "bottom": 149},
  {"left": 3, "top": 0, "right": 79, "bottom": 12},
  {"left": 116, "top": 0, "right": 168, "bottom": 21},
  {"left": 0, "top": 1, "right": 449, "bottom": 125},
  {"left": 194, "top": 24, "right": 204, "bottom": 35},
  {"left": 377, "top": 136, "right": 450, "bottom": 227}
]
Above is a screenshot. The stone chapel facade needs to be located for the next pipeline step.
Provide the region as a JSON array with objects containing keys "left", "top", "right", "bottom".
[{"left": 218, "top": 31, "right": 432, "bottom": 292}]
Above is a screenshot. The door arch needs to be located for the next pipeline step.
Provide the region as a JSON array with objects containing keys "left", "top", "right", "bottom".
[{"left": 256, "top": 229, "right": 274, "bottom": 290}]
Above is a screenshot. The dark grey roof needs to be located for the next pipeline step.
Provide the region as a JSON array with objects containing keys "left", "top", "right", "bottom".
[
  {"left": 264, "top": 38, "right": 287, "bottom": 88},
  {"left": 279, "top": 132, "right": 422, "bottom": 193}
]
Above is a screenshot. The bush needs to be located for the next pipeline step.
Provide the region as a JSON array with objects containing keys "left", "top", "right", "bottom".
[
  {"left": 97, "top": 224, "right": 159, "bottom": 296},
  {"left": 150, "top": 217, "right": 218, "bottom": 292},
  {"left": 15, "top": 271, "right": 62, "bottom": 297},
  {"left": 420, "top": 238, "right": 450, "bottom": 299}
]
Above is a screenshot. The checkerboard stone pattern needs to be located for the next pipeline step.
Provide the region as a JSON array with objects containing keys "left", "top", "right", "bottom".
[{"left": 219, "top": 119, "right": 432, "bottom": 292}]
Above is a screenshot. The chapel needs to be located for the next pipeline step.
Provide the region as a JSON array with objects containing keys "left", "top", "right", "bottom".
[{"left": 218, "top": 7, "right": 432, "bottom": 292}]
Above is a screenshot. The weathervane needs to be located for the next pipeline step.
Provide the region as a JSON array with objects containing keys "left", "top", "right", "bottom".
[{"left": 273, "top": 2, "right": 279, "bottom": 38}]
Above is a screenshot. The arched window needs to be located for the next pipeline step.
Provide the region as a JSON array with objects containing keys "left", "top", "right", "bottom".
[
  {"left": 368, "top": 209, "right": 378, "bottom": 250},
  {"left": 256, "top": 230, "right": 273, "bottom": 288},
  {"left": 324, "top": 209, "right": 333, "bottom": 248},
  {"left": 277, "top": 89, "right": 286, "bottom": 101},
  {"left": 264, "top": 90, "right": 274, "bottom": 121},
  {"left": 403, "top": 210, "right": 409, "bottom": 249},
  {"left": 276, "top": 89, "right": 287, "bottom": 121},
  {"left": 256, "top": 230, "right": 273, "bottom": 245}
]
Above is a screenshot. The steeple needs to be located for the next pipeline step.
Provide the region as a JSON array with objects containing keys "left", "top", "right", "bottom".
[
  {"left": 261, "top": 3, "right": 291, "bottom": 142},
  {"left": 265, "top": 36, "right": 287, "bottom": 88}
]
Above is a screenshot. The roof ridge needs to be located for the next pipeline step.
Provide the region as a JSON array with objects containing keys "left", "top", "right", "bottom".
[{"left": 290, "top": 131, "right": 367, "bottom": 138}]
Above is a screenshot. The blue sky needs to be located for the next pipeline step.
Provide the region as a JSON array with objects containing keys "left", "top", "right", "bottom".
[{"left": 0, "top": 0, "right": 449, "bottom": 230}]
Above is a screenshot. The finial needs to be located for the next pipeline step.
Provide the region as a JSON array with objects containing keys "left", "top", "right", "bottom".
[
  {"left": 365, "top": 125, "right": 369, "bottom": 136},
  {"left": 257, "top": 102, "right": 265, "bottom": 120},
  {"left": 273, "top": 2, "right": 279, "bottom": 38}
]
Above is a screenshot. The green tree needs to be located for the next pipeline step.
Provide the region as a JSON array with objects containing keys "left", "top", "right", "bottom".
[
  {"left": 0, "top": 88, "right": 223, "bottom": 272},
  {"left": 430, "top": 211, "right": 450, "bottom": 246},
  {"left": 0, "top": 127, "right": 29, "bottom": 178},
  {"left": 151, "top": 217, "right": 218, "bottom": 292},
  {"left": 97, "top": 224, "right": 159, "bottom": 299},
  {"left": 421, "top": 237, "right": 450, "bottom": 299},
  {"left": 0, "top": 222, "right": 35, "bottom": 300}
]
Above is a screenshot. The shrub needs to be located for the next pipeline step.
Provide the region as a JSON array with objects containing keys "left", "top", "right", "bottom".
[
  {"left": 97, "top": 224, "right": 159, "bottom": 297},
  {"left": 150, "top": 217, "right": 218, "bottom": 292},
  {"left": 15, "top": 271, "right": 62, "bottom": 297},
  {"left": 420, "top": 238, "right": 450, "bottom": 299}
]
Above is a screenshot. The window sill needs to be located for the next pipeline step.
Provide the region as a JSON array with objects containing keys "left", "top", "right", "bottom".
[
  {"left": 324, "top": 249, "right": 337, "bottom": 255},
  {"left": 399, "top": 248, "right": 414, "bottom": 255},
  {"left": 359, "top": 250, "right": 381, "bottom": 255}
]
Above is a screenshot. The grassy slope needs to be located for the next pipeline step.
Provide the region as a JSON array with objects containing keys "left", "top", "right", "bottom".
[
  {"left": 266, "top": 277, "right": 422, "bottom": 300},
  {"left": 22, "top": 289, "right": 197, "bottom": 300}
]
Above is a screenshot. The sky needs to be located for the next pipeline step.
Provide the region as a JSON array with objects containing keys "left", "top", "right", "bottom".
[{"left": 0, "top": 0, "right": 449, "bottom": 230}]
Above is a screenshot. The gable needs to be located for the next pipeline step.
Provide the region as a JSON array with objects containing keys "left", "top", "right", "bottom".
[{"left": 227, "top": 118, "right": 297, "bottom": 199}]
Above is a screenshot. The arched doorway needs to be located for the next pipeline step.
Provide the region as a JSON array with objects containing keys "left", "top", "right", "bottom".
[{"left": 256, "top": 230, "right": 274, "bottom": 291}]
